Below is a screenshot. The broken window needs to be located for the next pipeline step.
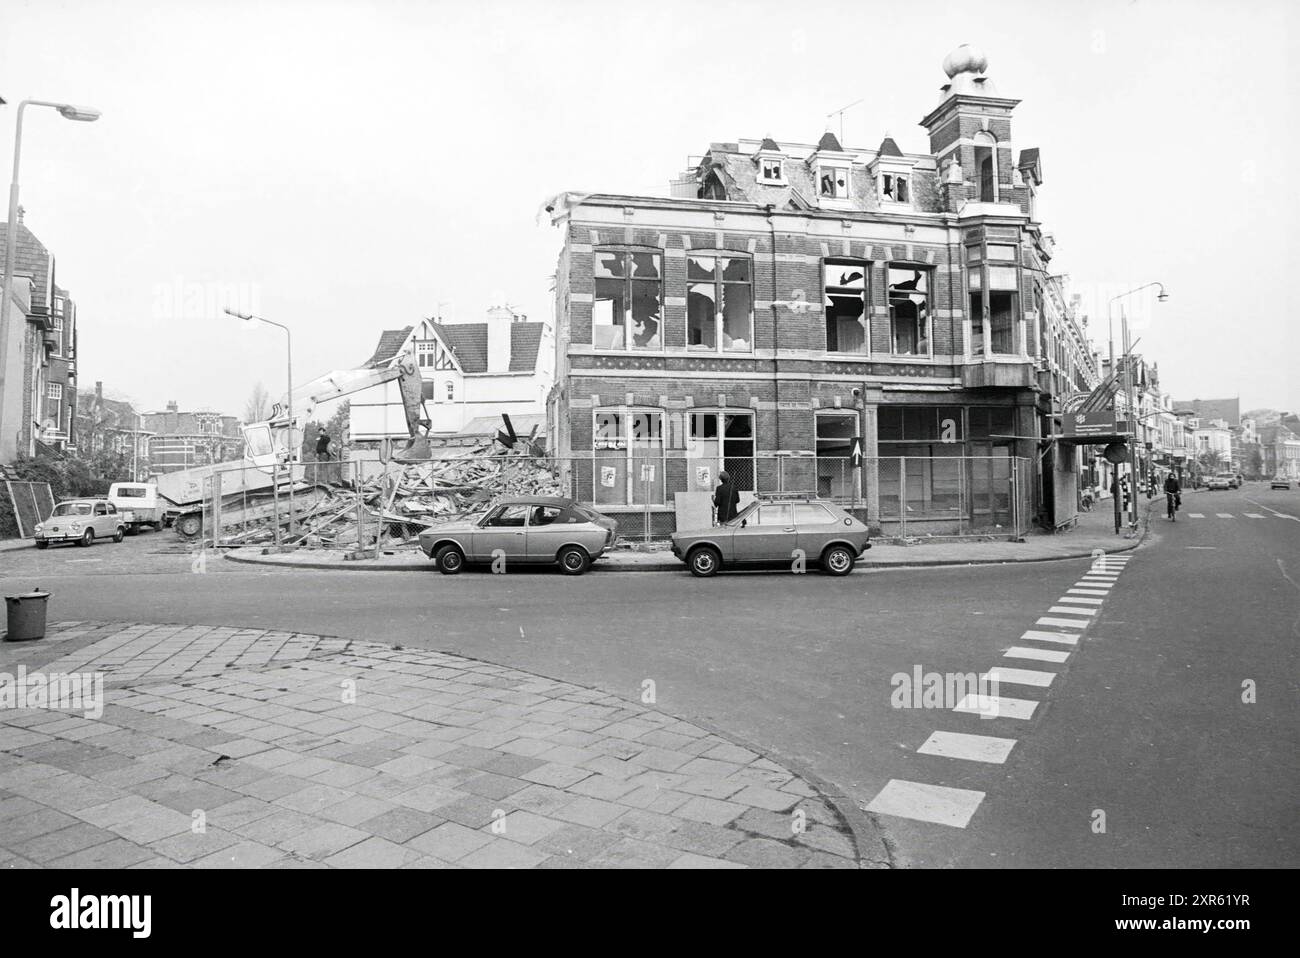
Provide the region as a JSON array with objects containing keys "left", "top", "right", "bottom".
[
  {"left": 593, "top": 248, "right": 662, "bottom": 350},
  {"left": 815, "top": 412, "right": 860, "bottom": 500},
  {"left": 824, "top": 259, "right": 867, "bottom": 354},
  {"left": 818, "top": 165, "right": 849, "bottom": 199},
  {"left": 686, "top": 255, "right": 752, "bottom": 352},
  {"left": 881, "top": 173, "right": 910, "bottom": 203},
  {"left": 760, "top": 158, "right": 784, "bottom": 183},
  {"left": 593, "top": 409, "right": 664, "bottom": 506},
  {"left": 687, "top": 411, "right": 754, "bottom": 492},
  {"left": 888, "top": 266, "right": 930, "bottom": 356}
]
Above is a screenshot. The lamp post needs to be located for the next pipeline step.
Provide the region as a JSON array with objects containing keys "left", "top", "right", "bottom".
[
  {"left": 1107, "top": 282, "right": 1167, "bottom": 533},
  {"left": 224, "top": 308, "right": 294, "bottom": 542},
  {"left": 0, "top": 100, "right": 100, "bottom": 461}
]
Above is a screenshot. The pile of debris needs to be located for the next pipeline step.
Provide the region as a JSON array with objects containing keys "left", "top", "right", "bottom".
[{"left": 218, "top": 445, "right": 563, "bottom": 550}]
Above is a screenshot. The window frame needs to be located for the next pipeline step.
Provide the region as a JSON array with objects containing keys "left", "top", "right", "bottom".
[
  {"left": 823, "top": 258, "right": 870, "bottom": 355},
  {"left": 886, "top": 264, "right": 933, "bottom": 358},
  {"left": 686, "top": 409, "right": 756, "bottom": 493},
  {"left": 685, "top": 252, "right": 753, "bottom": 354},
  {"left": 46, "top": 382, "right": 63, "bottom": 400},
  {"left": 592, "top": 407, "right": 666, "bottom": 506},
  {"left": 814, "top": 410, "right": 862, "bottom": 501},
  {"left": 817, "top": 163, "right": 850, "bottom": 199},
  {"left": 758, "top": 157, "right": 786, "bottom": 185},
  {"left": 592, "top": 246, "right": 664, "bottom": 352},
  {"left": 879, "top": 172, "right": 910, "bottom": 205}
]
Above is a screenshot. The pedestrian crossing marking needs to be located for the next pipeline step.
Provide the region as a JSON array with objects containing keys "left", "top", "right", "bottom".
[
  {"left": 954, "top": 693, "right": 1039, "bottom": 720},
  {"left": 1005, "top": 646, "right": 1071, "bottom": 663},
  {"left": 1038, "top": 616, "right": 1092, "bottom": 629},
  {"left": 1080, "top": 577, "right": 1117, "bottom": 583},
  {"left": 1058, "top": 596, "right": 1104, "bottom": 605},
  {"left": 1189, "top": 513, "right": 1205, "bottom": 518},
  {"left": 918, "top": 731, "right": 1017, "bottom": 765},
  {"left": 1049, "top": 605, "right": 1096, "bottom": 616},
  {"left": 866, "top": 779, "right": 985, "bottom": 828},
  {"left": 1216, "top": 513, "right": 1234, "bottom": 518},
  {"left": 1069, "top": 588, "right": 1110, "bottom": 596},
  {"left": 985, "top": 666, "right": 1056, "bottom": 688},
  {"left": 1021, "top": 629, "right": 1080, "bottom": 645},
  {"left": 1245, "top": 513, "right": 1265, "bottom": 519}
]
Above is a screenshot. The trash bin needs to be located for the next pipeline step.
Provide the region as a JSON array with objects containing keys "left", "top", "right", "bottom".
[{"left": 4, "top": 589, "right": 50, "bottom": 642}]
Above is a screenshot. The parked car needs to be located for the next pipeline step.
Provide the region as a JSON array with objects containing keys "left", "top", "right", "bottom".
[
  {"left": 33, "top": 499, "right": 126, "bottom": 548},
  {"left": 1206, "top": 475, "right": 1232, "bottom": 491},
  {"left": 418, "top": 497, "right": 618, "bottom": 575},
  {"left": 1271, "top": 476, "right": 1293, "bottom": 490},
  {"left": 107, "top": 481, "right": 167, "bottom": 534},
  {"left": 671, "top": 494, "right": 871, "bottom": 577}
]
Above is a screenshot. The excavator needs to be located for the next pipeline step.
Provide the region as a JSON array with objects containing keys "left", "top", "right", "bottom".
[{"left": 159, "top": 355, "right": 431, "bottom": 538}]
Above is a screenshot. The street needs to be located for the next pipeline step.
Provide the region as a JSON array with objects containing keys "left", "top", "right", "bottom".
[{"left": 4, "top": 486, "right": 1295, "bottom": 868}]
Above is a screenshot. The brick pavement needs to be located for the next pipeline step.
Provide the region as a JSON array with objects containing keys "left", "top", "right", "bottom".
[{"left": 0, "top": 622, "right": 861, "bottom": 868}]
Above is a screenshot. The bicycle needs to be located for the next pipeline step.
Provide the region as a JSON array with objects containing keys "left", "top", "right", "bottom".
[{"left": 1166, "top": 492, "right": 1179, "bottom": 521}]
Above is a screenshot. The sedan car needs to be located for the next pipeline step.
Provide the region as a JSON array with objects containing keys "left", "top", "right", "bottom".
[
  {"left": 418, "top": 497, "right": 618, "bottom": 575},
  {"left": 671, "top": 495, "right": 871, "bottom": 577},
  {"left": 34, "top": 499, "right": 126, "bottom": 548},
  {"left": 1271, "top": 476, "right": 1293, "bottom": 490},
  {"left": 1206, "top": 475, "right": 1231, "bottom": 491}
]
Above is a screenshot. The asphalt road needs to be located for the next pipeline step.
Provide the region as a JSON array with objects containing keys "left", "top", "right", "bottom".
[{"left": 2, "top": 485, "right": 1296, "bottom": 867}]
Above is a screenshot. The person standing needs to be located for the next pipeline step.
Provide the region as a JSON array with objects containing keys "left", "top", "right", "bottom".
[
  {"left": 1163, "top": 472, "right": 1181, "bottom": 521},
  {"left": 713, "top": 470, "right": 740, "bottom": 525},
  {"left": 315, "top": 431, "right": 333, "bottom": 461}
]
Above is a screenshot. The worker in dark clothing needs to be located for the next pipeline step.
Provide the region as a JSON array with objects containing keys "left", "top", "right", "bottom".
[
  {"left": 713, "top": 471, "right": 740, "bottom": 525},
  {"left": 315, "top": 432, "right": 333, "bottom": 461},
  {"left": 1163, "top": 472, "right": 1181, "bottom": 521}
]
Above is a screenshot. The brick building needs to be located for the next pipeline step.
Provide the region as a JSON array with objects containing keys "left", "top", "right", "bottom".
[
  {"left": 0, "top": 211, "right": 80, "bottom": 462},
  {"left": 141, "top": 402, "right": 242, "bottom": 475},
  {"left": 546, "top": 45, "right": 1083, "bottom": 535}
]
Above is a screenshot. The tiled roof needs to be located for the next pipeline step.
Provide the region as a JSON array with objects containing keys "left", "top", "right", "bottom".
[
  {"left": 758, "top": 137, "right": 781, "bottom": 152},
  {"left": 364, "top": 327, "right": 413, "bottom": 368},
  {"left": 509, "top": 322, "right": 545, "bottom": 372},
  {"left": 877, "top": 136, "right": 904, "bottom": 157},
  {"left": 427, "top": 321, "right": 545, "bottom": 374},
  {"left": 816, "top": 131, "right": 844, "bottom": 152}
]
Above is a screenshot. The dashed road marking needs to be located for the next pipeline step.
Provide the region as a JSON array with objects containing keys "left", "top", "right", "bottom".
[
  {"left": 1021, "top": 629, "right": 1079, "bottom": 645},
  {"left": 866, "top": 779, "right": 986, "bottom": 828},
  {"left": 1037, "top": 616, "right": 1092, "bottom": 629},
  {"left": 917, "top": 731, "right": 1017, "bottom": 765},
  {"left": 1058, "top": 596, "right": 1104, "bottom": 605},
  {"left": 1216, "top": 513, "right": 1234, "bottom": 519},
  {"left": 1004, "top": 646, "right": 1071, "bottom": 663},
  {"left": 1048, "top": 605, "right": 1095, "bottom": 616},
  {"left": 1068, "top": 588, "right": 1110, "bottom": 596},
  {"left": 1245, "top": 513, "right": 1266, "bottom": 518},
  {"left": 1189, "top": 513, "right": 1205, "bottom": 518},
  {"left": 954, "top": 693, "right": 1038, "bottom": 720},
  {"left": 985, "top": 666, "right": 1056, "bottom": 688}
]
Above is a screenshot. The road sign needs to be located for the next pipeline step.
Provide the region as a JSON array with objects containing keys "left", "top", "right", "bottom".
[
  {"left": 850, "top": 438, "right": 863, "bottom": 468},
  {"left": 1063, "top": 411, "right": 1119, "bottom": 438}
]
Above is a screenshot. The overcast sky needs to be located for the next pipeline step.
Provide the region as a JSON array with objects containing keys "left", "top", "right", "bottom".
[{"left": 3, "top": 0, "right": 1296, "bottom": 418}]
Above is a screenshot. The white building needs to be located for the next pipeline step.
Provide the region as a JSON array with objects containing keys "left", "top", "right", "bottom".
[{"left": 350, "top": 305, "right": 554, "bottom": 443}]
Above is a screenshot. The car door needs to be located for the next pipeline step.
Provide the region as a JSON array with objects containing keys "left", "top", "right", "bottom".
[
  {"left": 473, "top": 503, "right": 530, "bottom": 561},
  {"left": 524, "top": 504, "right": 568, "bottom": 562},
  {"left": 731, "top": 503, "right": 795, "bottom": 562},
  {"left": 92, "top": 502, "right": 112, "bottom": 537},
  {"left": 793, "top": 502, "right": 841, "bottom": 557}
]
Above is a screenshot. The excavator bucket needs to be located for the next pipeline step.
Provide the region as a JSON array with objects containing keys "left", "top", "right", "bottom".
[{"left": 393, "top": 435, "right": 432, "bottom": 462}]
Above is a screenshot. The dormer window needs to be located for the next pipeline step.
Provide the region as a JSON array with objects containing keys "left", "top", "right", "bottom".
[
  {"left": 818, "top": 165, "right": 849, "bottom": 198},
  {"left": 880, "top": 173, "right": 909, "bottom": 204},
  {"left": 759, "top": 158, "right": 784, "bottom": 184}
]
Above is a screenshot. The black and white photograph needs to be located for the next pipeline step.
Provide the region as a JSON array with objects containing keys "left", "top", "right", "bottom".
[{"left": 0, "top": 0, "right": 1294, "bottom": 939}]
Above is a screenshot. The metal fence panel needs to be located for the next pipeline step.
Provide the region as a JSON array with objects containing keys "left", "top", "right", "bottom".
[{"left": 4, "top": 481, "right": 55, "bottom": 538}]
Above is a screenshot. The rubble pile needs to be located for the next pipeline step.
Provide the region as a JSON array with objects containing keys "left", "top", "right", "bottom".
[{"left": 217, "top": 447, "right": 564, "bottom": 550}]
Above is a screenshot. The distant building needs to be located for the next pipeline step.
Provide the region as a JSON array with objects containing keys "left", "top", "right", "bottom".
[
  {"left": 75, "top": 382, "right": 153, "bottom": 480},
  {"left": 352, "top": 304, "right": 553, "bottom": 443},
  {"left": 141, "top": 401, "right": 242, "bottom": 474},
  {"left": 1175, "top": 397, "right": 1239, "bottom": 429},
  {"left": 0, "top": 212, "right": 80, "bottom": 461},
  {"left": 1259, "top": 423, "right": 1300, "bottom": 479}
]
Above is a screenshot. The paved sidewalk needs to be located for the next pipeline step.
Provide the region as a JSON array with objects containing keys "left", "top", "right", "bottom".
[
  {"left": 225, "top": 497, "right": 1145, "bottom": 573},
  {"left": 0, "top": 622, "right": 863, "bottom": 869}
]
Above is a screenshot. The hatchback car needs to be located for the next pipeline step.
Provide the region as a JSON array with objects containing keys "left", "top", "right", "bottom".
[
  {"left": 1206, "top": 475, "right": 1231, "bottom": 491},
  {"left": 1271, "top": 476, "right": 1293, "bottom": 490},
  {"left": 671, "top": 495, "right": 871, "bottom": 577},
  {"left": 418, "top": 497, "right": 618, "bottom": 575},
  {"left": 34, "top": 499, "right": 126, "bottom": 548}
]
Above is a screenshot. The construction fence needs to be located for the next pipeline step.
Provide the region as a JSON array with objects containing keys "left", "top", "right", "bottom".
[
  {"left": 196, "top": 448, "right": 1035, "bottom": 549},
  {"left": 2, "top": 480, "right": 56, "bottom": 539}
]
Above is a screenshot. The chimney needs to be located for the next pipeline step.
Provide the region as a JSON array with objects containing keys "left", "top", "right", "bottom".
[
  {"left": 95, "top": 381, "right": 103, "bottom": 405},
  {"left": 167, "top": 400, "right": 178, "bottom": 413},
  {"left": 486, "top": 304, "right": 513, "bottom": 373}
]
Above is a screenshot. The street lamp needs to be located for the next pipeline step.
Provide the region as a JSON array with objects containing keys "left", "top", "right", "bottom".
[
  {"left": 224, "top": 307, "right": 295, "bottom": 543},
  {"left": 0, "top": 99, "right": 100, "bottom": 461},
  {"left": 1107, "top": 282, "right": 1168, "bottom": 533}
]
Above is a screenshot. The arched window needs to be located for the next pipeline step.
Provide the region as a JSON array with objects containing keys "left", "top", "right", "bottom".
[{"left": 974, "top": 132, "right": 997, "bottom": 202}]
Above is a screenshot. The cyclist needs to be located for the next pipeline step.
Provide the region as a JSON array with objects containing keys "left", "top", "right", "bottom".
[{"left": 1163, "top": 472, "right": 1181, "bottom": 521}]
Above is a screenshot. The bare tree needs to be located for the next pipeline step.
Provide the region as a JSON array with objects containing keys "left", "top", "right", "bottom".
[{"left": 244, "top": 382, "right": 270, "bottom": 424}]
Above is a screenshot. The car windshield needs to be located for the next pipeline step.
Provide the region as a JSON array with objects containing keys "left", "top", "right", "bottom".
[
  {"left": 52, "top": 502, "right": 94, "bottom": 517},
  {"left": 726, "top": 503, "right": 758, "bottom": 526}
]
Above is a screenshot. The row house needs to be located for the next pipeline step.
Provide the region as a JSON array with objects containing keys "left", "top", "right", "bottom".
[
  {"left": 547, "top": 45, "right": 1079, "bottom": 535},
  {"left": 1259, "top": 423, "right": 1300, "bottom": 480},
  {"left": 76, "top": 381, "right": 153, "bottom": 480},
  {"left": 0, "top": 211, "right": 79, "bottom": 462}
]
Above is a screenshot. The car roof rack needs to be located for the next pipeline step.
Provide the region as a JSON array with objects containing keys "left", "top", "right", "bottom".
[{"left": 755, "top": 491, "right": 818, "bottom": 501}]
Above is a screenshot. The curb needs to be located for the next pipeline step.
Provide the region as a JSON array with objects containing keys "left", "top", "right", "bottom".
[{"left": 223, "top": 539, "right": 1141, "bottom": 573}]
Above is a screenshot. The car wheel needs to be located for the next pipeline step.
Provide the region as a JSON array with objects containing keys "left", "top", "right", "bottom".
[
  {"left": 35, "top": 540, "right": 49, "bottom": 549},
  {"left": 558, "top": 545, "right": 590, "bottom": 576},
  {"left": 434, "top": 544, "right": 464, "bottom": 575},
  {"left": 78, "top": 529, "right": 94, "bottom": 548},
  {"left": 687, "top": 546, "right": 720, "bottom": 578},
  {"left": 113, "top": 527, "right": 125, "bottom": 543},
  {"left": 821, "top": 544, "right": 855, "bottom": 576},
  {"left": 176, "top": 514, "right": 202, "bottom": 538}
]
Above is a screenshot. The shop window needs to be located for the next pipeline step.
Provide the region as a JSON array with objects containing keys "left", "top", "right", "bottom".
[
  {"left": 593, "top": 409, "right": 664, "bottom": 506},
  {"left": 594, "top": 249, "right": 662, "bottom": 350},
  {"left": 687, "top": 255, "right": 752, "bottom": 352},
  {"left": 687, "top": 411, "right": 754, "bottom": 492},
  {"left": 824, "top": 260, "right": 868, "bottom": 354},
  {"left": 888, "top": 266, "right": 930, "bottom": 356},
  {"left": 815, "top": 413, "right": 859, "bottom": 500}
]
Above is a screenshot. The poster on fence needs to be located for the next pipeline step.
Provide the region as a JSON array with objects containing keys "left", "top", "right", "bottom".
[{"left": 600, "top": 466, "right": 616, "bottom": 488}]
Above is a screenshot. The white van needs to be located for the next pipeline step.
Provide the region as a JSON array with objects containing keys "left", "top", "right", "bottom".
[{"left": 106, "top": 482, "right": 167, "bottom": 534}]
